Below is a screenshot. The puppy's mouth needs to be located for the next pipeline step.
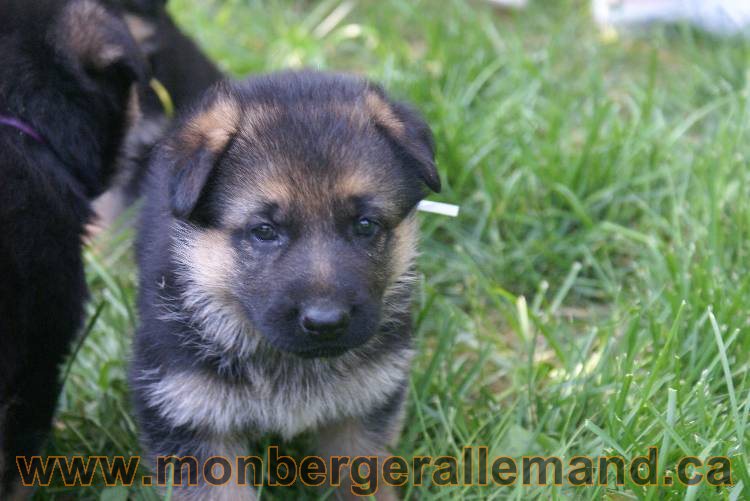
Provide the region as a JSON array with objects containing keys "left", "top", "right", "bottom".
[
  {"left": 250, "top": 322, "right": 361, "bottom": 358},
  {"left": 258, "top": 330, "right": 373, "bottom": 359},
  {"left": 289, "top": 345, "right": 351, "bottom": 359}
]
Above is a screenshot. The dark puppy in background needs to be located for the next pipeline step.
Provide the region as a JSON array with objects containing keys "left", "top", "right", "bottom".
[
  {"left": 130, "top": 71, "right": 440, "bottom": 500},
  {"left": 108, "top": 0, "right": 223, "bottom": 109},
  {"left": 93, "top": 0, "right": 223, "bottom": 226},
  {"left": 0, "top": 0, "right": 146, "bottom": 496}
]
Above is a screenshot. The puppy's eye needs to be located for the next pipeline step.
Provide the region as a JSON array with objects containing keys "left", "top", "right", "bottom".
[
  {"left": 353, "top": 217, "right": 378, "bottom": 238},
  {"left": 251, "top": 223, "right": 278, "bottom": 242}
]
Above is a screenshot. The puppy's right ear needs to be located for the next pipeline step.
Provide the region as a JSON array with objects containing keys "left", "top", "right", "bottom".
[{"left": 168, "top": 95, "right": 239, "bottom": 221}]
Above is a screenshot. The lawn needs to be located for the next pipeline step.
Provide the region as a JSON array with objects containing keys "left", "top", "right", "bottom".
[{"left": 43, "top": 0, "right": 750, "bottom": 499}]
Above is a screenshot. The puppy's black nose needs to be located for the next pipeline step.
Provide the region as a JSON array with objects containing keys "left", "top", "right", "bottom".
[{"left": 300, "top": 303, "right": 350, "bottom": 338}]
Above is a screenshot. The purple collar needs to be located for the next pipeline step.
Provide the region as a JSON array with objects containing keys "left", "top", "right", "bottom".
[{"left": 0, "top": 115, "right": 44, "bottom": 143}]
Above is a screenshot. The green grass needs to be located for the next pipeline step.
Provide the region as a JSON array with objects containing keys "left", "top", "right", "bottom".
[{"left": 40, "top": 0, "right": 750, "bottom": 498}]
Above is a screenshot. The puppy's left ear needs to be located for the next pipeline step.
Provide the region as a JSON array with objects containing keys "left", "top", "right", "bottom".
[
  {"left": 57, "top": 0, "right": 147, "bottom": 84},
  {"left": 365, "top": 88, "right": 441, "bottom": 193}
]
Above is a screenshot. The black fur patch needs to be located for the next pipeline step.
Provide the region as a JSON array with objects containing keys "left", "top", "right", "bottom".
[{"left": 0, "top": 0, "right": 146, "bottom": 494}]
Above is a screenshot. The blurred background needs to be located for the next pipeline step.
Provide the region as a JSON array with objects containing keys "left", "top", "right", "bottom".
[{"left": 47, "top": 0, "right": 750, "bottom": 499}]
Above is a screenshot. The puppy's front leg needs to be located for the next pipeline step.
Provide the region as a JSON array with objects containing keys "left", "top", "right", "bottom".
[
  {"left": 145, "top": 434, "right": 256, "bottom": 501},
  {"left": 315, "top": 391, "right": 407, "bottom": 501}
]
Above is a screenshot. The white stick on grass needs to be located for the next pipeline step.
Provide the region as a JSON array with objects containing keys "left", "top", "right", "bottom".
[{"left": 417, "top": 200, "right": 460, "bottom": 217}]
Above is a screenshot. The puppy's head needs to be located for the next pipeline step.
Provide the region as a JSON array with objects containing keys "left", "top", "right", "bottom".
[
  {"left": 59, "top": 0, "right": 151, "bottom": 194},
  {"left": 2, "top": 0, "right": 148, "bottom": 195},
  {"left": 166, "top": 72, "right": 440, "bottom": 358}
]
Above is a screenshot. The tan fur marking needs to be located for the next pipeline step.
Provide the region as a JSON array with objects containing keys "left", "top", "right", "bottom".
[
  {"left": 170, "top": 222, "right": 264, "bottom": 356},
  {"left": 334, "top": 170, "right": 379, "bottom": 199},
  {"left": 311, "top": 236, "right": 334, "bottom": 288},
  {"left": 181, "top": 229, "right": 236, "bottom": 299},
  {"left": 332, "top": 170, "right": 404, "bottom": 222},
  {"left": 123, "top": 14, "right": 156, "bottom": 45},
  {"left": 364, "top": 92, "right": 405, "bottom": 137},
  {"left": 255, "top": 176, "right": 293, "bottom": 202},
  {"left": 222, "top": 174, "right": 293, "bottom": 229},
  {"left": 380, "top": 213, "right": 419, "bottom": 327},
  {"left": 145, "top": 348, "right": 414, "bottom": 438},
  {"left": 59, "top": 0, "right": 125, "bottom": 69},
  {"left": 390, "top": 214, "right": 418, "bottom": 282},
  {"left": 186, "top": 98, "right": 241, "bottom": 152}
]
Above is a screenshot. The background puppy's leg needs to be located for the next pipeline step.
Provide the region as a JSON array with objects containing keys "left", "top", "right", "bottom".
[
  {"left": 1, "top": 293, "right": 84, "bottom": 497},
  {"left": 315, "top": 386, "right": 407, "bottom": 501}
]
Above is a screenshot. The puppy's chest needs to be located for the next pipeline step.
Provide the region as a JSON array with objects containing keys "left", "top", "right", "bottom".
[{"left": 148, "top": 349, "right": 412, "bottom": 440}]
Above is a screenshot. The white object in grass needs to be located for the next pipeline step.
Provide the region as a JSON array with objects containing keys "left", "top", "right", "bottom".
[
  {"left": 592, "top": 0, "right": 750, "bottom": 37},
  {"left": 486, "top": 0, "right": 528, "bottom": 7},
  {"left": 417, "top": 200, "right": 460, "bottom": 217}
]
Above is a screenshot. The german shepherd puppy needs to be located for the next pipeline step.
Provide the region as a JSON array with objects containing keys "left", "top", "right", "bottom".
[
  {"left": 0, "top": 0, "right": 146, "bottom": 496},
  {"left": 130, "top": 71, "right": 440, "bottom": 499},
  {"left": 93, "top": 0, "right": 224, "bottom": 226}
]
